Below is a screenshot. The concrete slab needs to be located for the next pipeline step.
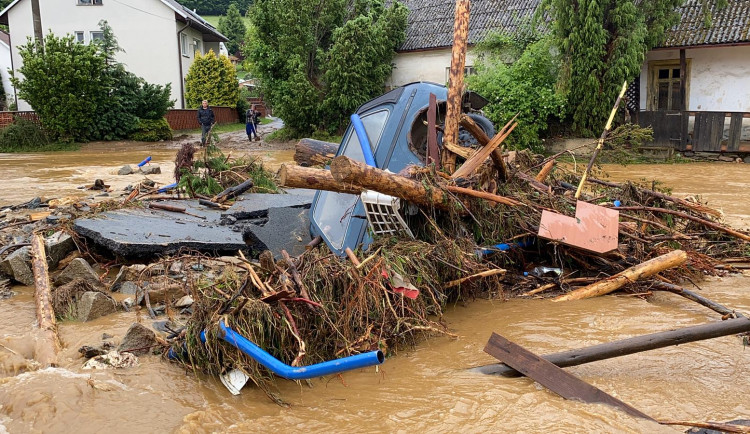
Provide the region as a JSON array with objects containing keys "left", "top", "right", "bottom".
[
  {"left": 241, "top": 206, "right": 311, "bottom": 258},
  {"left": 224, "top": 189, "right": 316, "bottom": 220}
]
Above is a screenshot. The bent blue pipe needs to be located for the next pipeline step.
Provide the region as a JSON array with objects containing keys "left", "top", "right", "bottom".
[
  {"left": 477, "top": 238, "right": 533, "bottom": 256},
  {"left": 350, "top": 113, "right": 376, "bottom": 167},
  {"left": 168, "top": 322, "right": 384, "bottom": 380},
  {"left": 157, "top": 182, "right": 178, "bottom": 193},
  {"left": 137, "top": 156, "right": 152, "bottom": 167}
]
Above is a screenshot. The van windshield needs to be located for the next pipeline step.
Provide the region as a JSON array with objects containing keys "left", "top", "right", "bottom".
[{"left": 311, "top": 110, "right": 389, "bottom": 251}]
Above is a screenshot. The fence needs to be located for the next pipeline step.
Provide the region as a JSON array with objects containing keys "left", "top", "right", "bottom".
[{"left": 638, "top": 110, "right": 750, "bottom": 154}]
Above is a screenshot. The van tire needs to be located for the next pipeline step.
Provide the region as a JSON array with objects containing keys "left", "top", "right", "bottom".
[{"left": 458, "top": 113, "right": 495, "bottom": 147}]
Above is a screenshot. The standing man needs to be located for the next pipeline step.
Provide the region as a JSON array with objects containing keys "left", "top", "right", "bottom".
[{"left": 197, "top": 100, "right": 215, "bottom": 146}]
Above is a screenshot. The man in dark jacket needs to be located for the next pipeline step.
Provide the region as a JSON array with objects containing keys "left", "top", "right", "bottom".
[{"left": 197, "top": 100, "right": 215, "bottom": 146}]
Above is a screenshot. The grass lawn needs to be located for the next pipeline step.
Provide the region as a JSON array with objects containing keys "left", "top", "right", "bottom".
[{"left": 202, "top": 15, "right": 253, "bottom": 28}]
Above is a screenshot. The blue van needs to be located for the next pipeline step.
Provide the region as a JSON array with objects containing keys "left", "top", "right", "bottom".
[{"left": 309, "top": 82, "right": 492, "bottom": 256}]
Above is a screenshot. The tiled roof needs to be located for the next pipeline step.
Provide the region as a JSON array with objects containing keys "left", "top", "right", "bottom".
[
  {"left": 398, "top": 0, "right": 750, "bottom": 52},
  {"left": 398, "top": 0, "right": 541, "bottom": 51},
  {"left": 662, "top": 0, "right": 750, "bottom": 47}
]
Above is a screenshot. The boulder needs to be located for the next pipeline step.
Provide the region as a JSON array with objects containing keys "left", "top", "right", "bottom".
[
  {"left": 175, "top": 295, "right": 194, "bottom": 307},
  {"left": 78, "top": 341, "right": 115, "bottom": 358},
  {"left": 45, "top": 231, "right": 76, "bottom": 270},
  {"left": 118, "top": 165, "right": 134, "bottom": 175},
  {"left": 55, "top": 258, "right": 102, "bottom": 287},
  {"left": 77, "top": 291, "right": 118, "bottom": 322},
  {"left": 744, "top": 155, "right": 750, "bottom": 164},
  {"left": 140, "top": 164, "right": 161, "bottom": 175},
  {"left": 118, "top": 323, "right": 157, "bottom": 356},
  {"left": 0, "top": 247, "right": 34, "bottom": 286},
  {"left": 118, "top": 281, "right": 141, "bottom": 295}
]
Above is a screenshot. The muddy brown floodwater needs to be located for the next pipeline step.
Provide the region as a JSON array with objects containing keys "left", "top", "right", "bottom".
[{"left": 1, "top": 159, "right": 749, "bottom": 433}]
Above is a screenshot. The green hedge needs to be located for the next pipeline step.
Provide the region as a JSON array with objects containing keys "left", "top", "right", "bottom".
[{"left": 129, "top": 118, "right": 173, "bottom": 142}]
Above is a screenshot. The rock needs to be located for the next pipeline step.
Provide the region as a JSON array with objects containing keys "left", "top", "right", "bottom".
[
  {"left": 0, "top": 247, "right": 34, "bottom": 286},
  {"left": 78, "top": 341, "right": 114, "bottom": 358},
  {"left": 175, "top": 295, "right": 194, "bottom": 307},
  {"left": 82, "top": 350, "right": 139, "bottom": 369},
  {"left": 118, "top": 281, "right": 141, "bottom": 295},
  {"left": 140, "top": 164, "right": 161, "bottom": 175},
  {"left": 118, "top": 165, "right": 134, "bottom": 175},
  {"left": 77, "top": 291, "right": 117, "bottom": 322},
  {"left": 45, "top": 231, "right": 75, "bottom": 270},
  {"left": 169, "top": 261, "right": 183, "bottom": 274},
  {"left": 102, "top": 333, "right": 114, "bottom": 340},
  {"left": 139, "top": 284, "right": 185, "bottom": 305},
  {"left": 118, "top": 323, "right": 157, "bottom": 356},
  {"left": 55, "top": 258, "right": 102, "bottom": 287},
  {"left": 122, "top": 297, "right": 135, "bottom": 309},
  {"left": 744, "top": 155, "right": 750, "bottom": 164},
  {"left": 718, "top": 155, "right": 735, "bottom": 162}
]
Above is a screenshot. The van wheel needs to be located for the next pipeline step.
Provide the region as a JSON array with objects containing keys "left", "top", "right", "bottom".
[{"left": 458, "top": 113, "right": 495, "bottom": 147}]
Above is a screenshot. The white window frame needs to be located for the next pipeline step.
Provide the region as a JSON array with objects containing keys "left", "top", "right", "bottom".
[
  {"left": 75, "top": 31, "right": 85, "bottom": 43},
  {"left": 77, "top": 0, "right": 103, "bottom": 5},
  {"left": 193, "top": 38, "right": 203, "bottom": 56},
  {"left": 445, "top": 65, "right": 475, "bottom": 83},
  {"left": 181, "top": 34, "right": 189, "bottom": 57},
  {"left": 90, "top": 31, "right": 104, "bottom": 42}
]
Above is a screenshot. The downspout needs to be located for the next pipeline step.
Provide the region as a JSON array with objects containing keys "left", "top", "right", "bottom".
[
  {"left": 176, "top": 20, "right": 191, "bottom": 109},
  {"left": 9, "top": 33, "right": 17, "bottom": 109}
]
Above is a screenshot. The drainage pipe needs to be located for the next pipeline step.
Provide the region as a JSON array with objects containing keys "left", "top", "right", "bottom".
[
  {"left": 171, "top": 321, "right": 385, "bottom": 380},
  {"left": 350, "top": 113, "right": 376, "bottom": 167}
]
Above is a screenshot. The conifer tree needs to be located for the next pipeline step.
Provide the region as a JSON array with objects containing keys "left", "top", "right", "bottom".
[
  {"left": 543, "top": 0, "right": 682, "bottom": 135},
  {"left": 218, "top": 3, "right": 246, "bottom": 55},
  {"left": 184, "top": 49, "right": 239, "bottom": 108}
]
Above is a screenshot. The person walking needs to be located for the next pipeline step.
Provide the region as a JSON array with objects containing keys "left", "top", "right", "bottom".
[
  {"left": 197, "top": 100, "right": 215, "bottom": 146},
  {"left": 245, "top": 105, "right": 259, "bottom": 142}
]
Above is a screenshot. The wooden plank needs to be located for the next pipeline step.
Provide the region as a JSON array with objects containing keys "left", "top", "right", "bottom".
[
  {"left": 484, "top": 332, "right": 655, "bottom": 421},
  {"left": 692, "top": 112, "right": 704, "bottom": 151},
  {"left": 680, "top": 111, "right": 690, "bottom": 151},
  {"left": 427, "top": 93, "right": 439, "bottom": 167},
  {"left": 727, "top": 113, "right": 743, "bottom": 152},
  {"left": 475, "top": 317, "right": 750, "bottom": 377},
  {"left": 709, "top": 112, "right": 725, "bottom": 152},
  {"left": 679, "top": 49, "right": 687, "bottom": 111}
]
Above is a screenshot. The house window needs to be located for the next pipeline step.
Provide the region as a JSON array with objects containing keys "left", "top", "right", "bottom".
[
  {"left": 75, "top": 31, "right": 85, "bottom": 43},
  {"left": 77, "top": 0, "right": 103, "bottom": 5},
  {"left": 90, "top": 31, "right": 104, "bottom": 42},
  {"left": 445, "top": 65, "right": 475, "bottom": 83},
  {"left": 648, "top": 60, "right": 690, "bottom": 111},
  {"left": 193, "top": 39, "right": 202, "bottom": 56},
  {"left": 181, "top": 34, "right": 188, "bottom": 56}
]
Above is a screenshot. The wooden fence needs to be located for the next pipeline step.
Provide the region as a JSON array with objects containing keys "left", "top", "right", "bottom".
[{"left": 638, "top": 110, "right": 750, "bottom": 153}]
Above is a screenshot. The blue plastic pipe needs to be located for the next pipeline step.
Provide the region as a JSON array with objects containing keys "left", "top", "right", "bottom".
[
  {"left": 350, "top": 114, "right": 376, "bottom": 167},
  {"left": 172, "top": 322, "right": 384, "bottom": 380},
  {"left": 157, "top": 182, "right": 178, "bottom": 193},
  {"left": 137, "top": 156, "right": 152, "bottom": 167},
  {"left": 477, "top": 238, "right": 533, "bottom": 256}
]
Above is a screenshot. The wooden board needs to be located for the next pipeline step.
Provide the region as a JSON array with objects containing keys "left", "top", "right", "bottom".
[
  {"left": 537, "top": 201, "right": 619, "bottom": 254},
  {"left": 484, "top": 332, "right": 655, "bottom": 421},
  {"left": 727, "top": 113, "right": 743, "bottom": 152}
]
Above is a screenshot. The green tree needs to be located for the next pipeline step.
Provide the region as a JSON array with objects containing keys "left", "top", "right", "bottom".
[
  {"left": 184, "top": 49, "right": 239, "bottom": 108},
  {"left": 11, "top": 33, "right": 106, "bottom": 142},
  {"left": 180, "top": 0, "right": 253, "bottom": 15},
  {"left": 218, "top": 3, "right": 247, "bottom": 55},
  {"left": 542, "top": 0, "right": 682, "bottom": 135},
  {"left": 245, "top": 0, "right": 406, "bottom": 135}
]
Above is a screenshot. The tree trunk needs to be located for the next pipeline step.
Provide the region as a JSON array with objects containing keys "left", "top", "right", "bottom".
[
  {"left": 30, "top": 233, "right": 60, "bottom": 367},
  {"left": 329, "top": 156, "right": 460, "bottom": 212},
  {"left": 441, "top": 0, "right": 471, "bottom": 173},
  {"left": 278, "top": 164, "right": 361, "bottom": 195},
  {"left": 294, "top": 138, "right": 339, "bottom": 167},
  {"left": 553, "top": 250, "right": 688, "bottom": 302}
]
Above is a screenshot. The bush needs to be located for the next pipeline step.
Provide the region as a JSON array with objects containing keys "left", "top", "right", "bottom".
[
  {"left": 129, "top": 118, "right": 173, "bottom": 142},
  {"left": 184, "top": 50, "right": 239, "bottom": 108},
  {"left": 0, "top": 118, "right": 51, "bottom": 152}
]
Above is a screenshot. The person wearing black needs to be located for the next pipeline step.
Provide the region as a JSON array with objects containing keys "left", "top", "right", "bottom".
[
  {"left": 245, "top": 104, "right": 260, "bottom": 142},
  {"left": 197, "top": 100, "right": 215, "bottom": 146}
]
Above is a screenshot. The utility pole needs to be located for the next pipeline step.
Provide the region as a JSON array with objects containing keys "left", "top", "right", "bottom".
[{"left": 31, "top": 0, "right": 43, "bottom": 48}]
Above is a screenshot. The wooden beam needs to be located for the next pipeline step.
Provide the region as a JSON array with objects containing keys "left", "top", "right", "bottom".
[
  {"left": 484, "top": 332, "right": 655, "bottom": 421},
  {"left": 459, "top": 114, "right": 508, "bottom": 181},
  {"left": 441, "top": 0, "right": 471, "bottom": 173},
  {"left": 451, "top": 117, "right": 518, "bottom": 179},
  {"left": 475, "top": 316, "right": 750, "bottom": 377},
  {"left": 294, "top": 138, "right": 338, "bottom": 167},
  {"left": 278, "top": 164, "right": 361, "bottom": 195},
  {"left": 652, "top": 281, "right": 743, "bottom": 318},
  {"left": 444, "top": 185, "right": 520, "bottom": 206},
  {"left": 427, "top": 93, "right": 440, "bottom": 167},
  {"left": 679, "top": 49, "right": 687, "bottom": 111},
  {"left": 553, "top": 250, "right": 687, "bottom": 302},
  {"left": 30, "top": 233, "right": 60, "bottom": 367}
]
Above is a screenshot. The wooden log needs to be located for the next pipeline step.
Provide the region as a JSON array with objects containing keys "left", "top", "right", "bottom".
[
  {"left": 344, "top": 247, "right": 361, "bottom": 266},
  {"left": 459, "top": 114, "right": 508, "bottom": 181},
  {"left": 281, "top": 249, "right": 310, "bottom": 300},
  {"left": 444, "top": 185, "right": 520, "bottom": 206},
  {"left": 306, "top": 235, "right": 323, "bottom": 250},
  {"left": 278, "top": 164, "right": 362, "bottom": 195},
  {"left": 652, "top": 281, "right": 743, "bottom": 318},
  {"left": 451, "top": 117, "right": 518, "bottom": 179},
  {"left": 148, "top": 202, "right": 206, "bottom": 219},
  {"left": 214, "top": 178, "right": 254, "bottom": 203},
  {"left": 535, "top": 160, "right": 556, "bottom": 183},
  {"left": 30, "top": 233, "right": 60, "bottom": 366},
  {"left": 441, "top": 0, "right": 471, "bottom": 173},
  {"left": 514, "top": 171, "right": 552, "bottom": 195},
  {"left": 427, "top": 93, "right": 440, "bottom": 167},
  {"left": 475, "top": 316, "right": 750, "bottom": 377},
  {"left": 616, "top": 206, "right": 750, "bottom": 242},
  {"left": 330, "top": 156, "right": 461, "bottom": 212},
  {"left": 553, "top": 250, "right": 687, "bottom": 302},
  {"left": 293, "top": 138, "right": 339, "bottom": 167},
  {"left": 445, "top": 268, "right": 506, "bottom": 288}
]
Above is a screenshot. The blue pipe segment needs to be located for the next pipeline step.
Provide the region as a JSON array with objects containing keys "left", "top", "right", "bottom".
[
  {"left": 157, "top": 182, "right": 178, "bottom": 193},
  {"left": 350, "top": 114, "right": 376, "bottom": 167},
  {"left": 137, "top": 156, "right": 152, "bottom": 167},
  {"left": 167, "top": 322, "right": 385, "bottom": 380},
  {"left": 477, "top": 238, "right": 533, "bottom": 256}
]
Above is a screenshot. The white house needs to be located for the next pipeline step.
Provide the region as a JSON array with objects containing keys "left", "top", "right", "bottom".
[
  {"left": 0, "top": 0, "right": 227, "bottom": 110},
  {"left": 392, "top": 0, "right": 750, "bottom": 153},
  {"left": 0, "top": 31, "right": 13, "bottom": 109}
]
